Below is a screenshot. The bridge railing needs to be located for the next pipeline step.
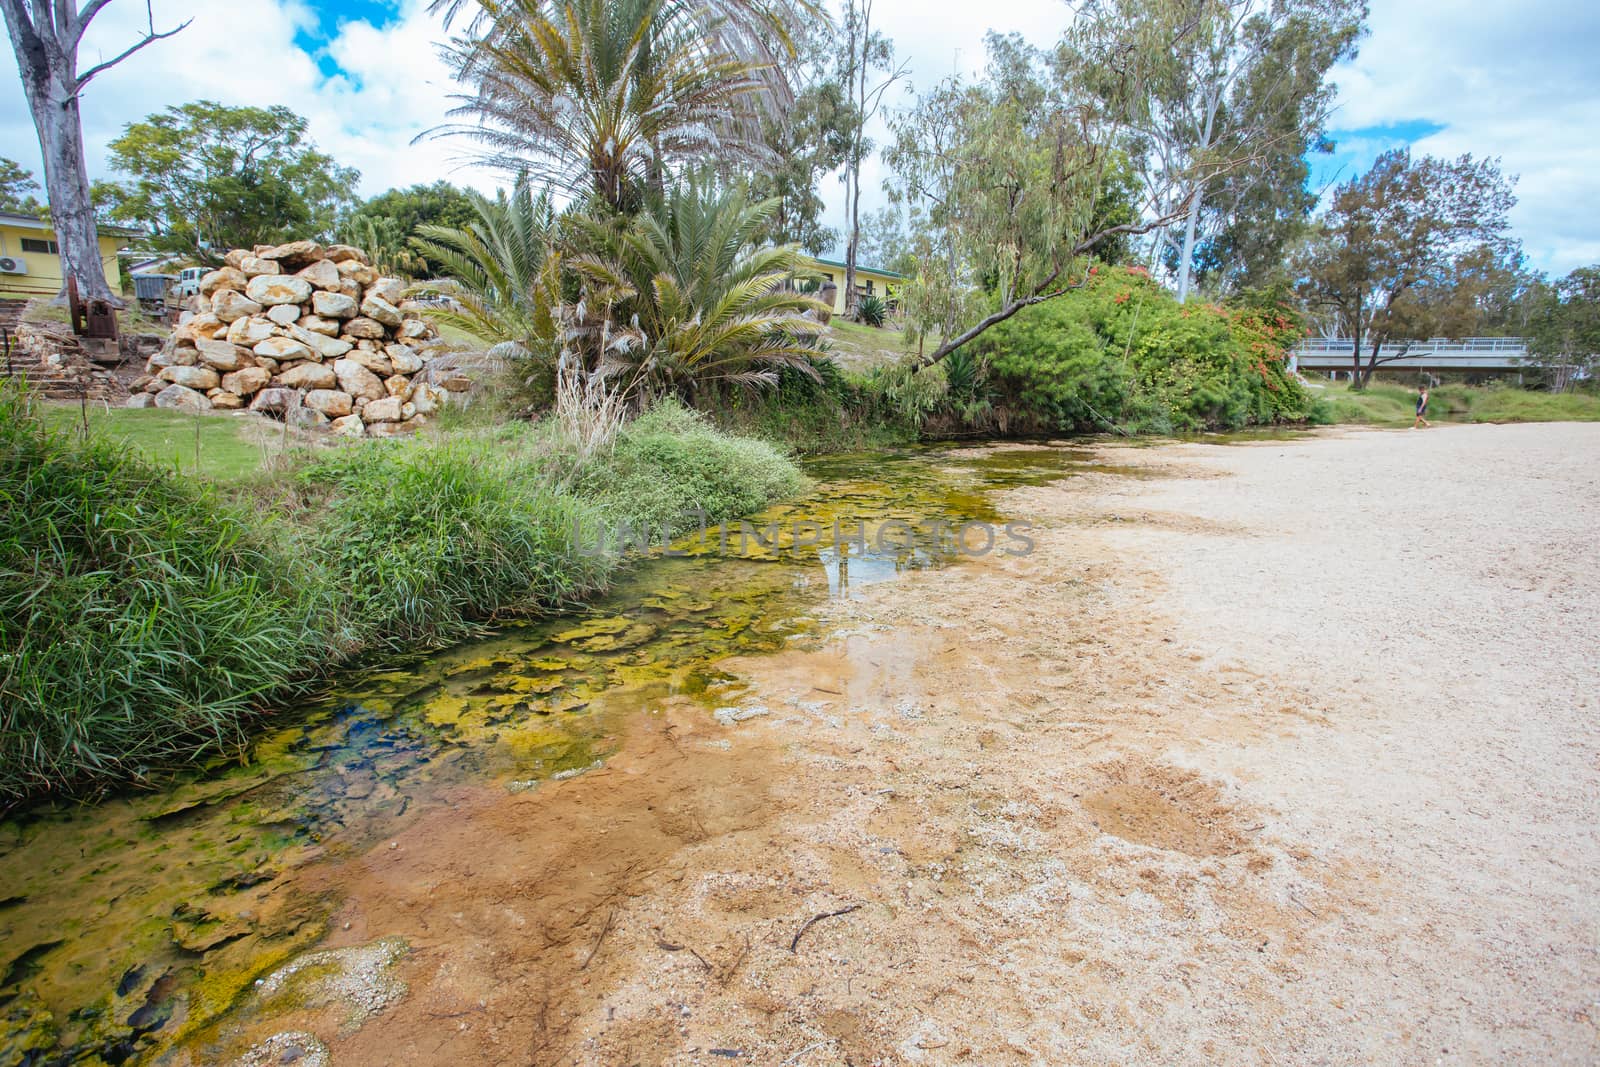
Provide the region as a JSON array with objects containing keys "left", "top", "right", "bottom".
[{"left": 1292, "top": 337, "right": 1527, "bottom": 356}]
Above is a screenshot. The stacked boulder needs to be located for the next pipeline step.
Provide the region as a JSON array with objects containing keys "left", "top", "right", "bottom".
[{"left": 129, "top": 241, "right": 450, "bottom": 438}]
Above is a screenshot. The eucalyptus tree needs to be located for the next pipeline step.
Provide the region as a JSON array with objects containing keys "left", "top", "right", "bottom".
[
  {"left": 1069, "top": 0, "right": 1364, "bottom": 302},
  {"left": 835, "top": 0, "right": 906, "bottom": 316},
  {"left": 1521, "top": 268, "right": 1600, "bottom": 393},
  {"left": 1296, "top": 149, "right": 1518, "bottom": 389},
  {"left": 886, "top": 31, "right": 1169, "bottom": 369},
  {"left": 0, "top": 0, "right": 188, "bottom": 300}
]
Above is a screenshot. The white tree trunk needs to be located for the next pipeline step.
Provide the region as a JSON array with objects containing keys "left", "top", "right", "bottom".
[
  {"left": 31, "top": 78, "right": 117, "bottom": 302},
  {"left": 1175, "top": 93, "right": 1220, "bottom": 304}
]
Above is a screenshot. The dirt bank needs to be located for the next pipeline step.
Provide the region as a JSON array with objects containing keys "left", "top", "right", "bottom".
[{"left": 199, "top": 423, "right": 1600, "bottom": 1065}]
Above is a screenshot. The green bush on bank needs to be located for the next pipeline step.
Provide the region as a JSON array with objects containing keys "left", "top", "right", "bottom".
[
  {"left": 0, "top": 388, "right": 322, "bottom": 802},
  {"left": 0, "top": 388, "right": 804, "bottom": 806},
  {"left": 577, "top": 401, "right": 808, "bottom": 525},
  {"left": 974, "top": 267, "right": 1318, "bottom": 433}
]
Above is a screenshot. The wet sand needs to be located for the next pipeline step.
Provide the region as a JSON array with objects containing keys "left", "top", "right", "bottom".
[{"left": 198, "top": 422, "right": 1600, "bottom": 1065}]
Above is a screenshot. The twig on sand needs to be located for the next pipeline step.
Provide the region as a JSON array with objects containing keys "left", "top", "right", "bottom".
[
  {"left": 789, "top": 904, "right": 862, "bottom": 953},
  {"left": 781, "top": 1041, "right": 830, "bottom": 1065},
  {"left": 580, "top": 907, "right": 616, "bottom": 970}
]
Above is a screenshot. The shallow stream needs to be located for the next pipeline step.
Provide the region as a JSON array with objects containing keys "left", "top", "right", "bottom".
[{"left": 0, "top": 443, "right": 1120, "bottom": 1064}]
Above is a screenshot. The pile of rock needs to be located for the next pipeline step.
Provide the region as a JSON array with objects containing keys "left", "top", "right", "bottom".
[{"left": 128, "top": 241, "right": 452, "bottom": 438}]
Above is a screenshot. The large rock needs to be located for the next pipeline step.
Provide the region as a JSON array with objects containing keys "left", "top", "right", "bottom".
[
  {"left": 304, "top": 389, "right": 354, "bottom": 417},
  {"left": 344, "top": 348, "right": 393, "bottom": 377},
  {"left": 159, "top": 365, "right": 221, "bottom": 390},
  {"left": 208, "top": 391, "right": 245, "bottom": 411},
  {"left": 288, "top": 325, "right": 353, "bottom": 360},
  {"left": 188, "top": 313, "right": 226, "bottom": 341},
  {"left": 337, "top": 260, "right": 378, "bottom": 287},
  {"left": 362, "top": 396, "right": 404, "bottom": 423},
  {"left": 359, "top": 295, "right": 403, "bottom": 329},
  {"left": 213, "top": 290, "right": 264, "bottom": 323},
  {"left": 296, "top": 259, "right": 342, "bottom": 291},
  {"left": 384, "top": 344, "right": 423, "bottom": 374},
  {"left": 261, "top": 240, "right": 324, "bottom": 268},
  {"left": 150, "top": 346, "right": 198, "bottom": 369},
  {"left": 222, "top": 366, "right": 271, "bottom": 396},
  {"left": 297, "top": 314, "right": 341, "bottom": 336},
  {"left": 227, "top": 315, "right": 277, "bottom": 346},
  {"left": 255, "top": 336, "right": 317, "bottom": 363},
  {"left": 383, "top": 374, "right": 411, "bottom": 398},
  {"left": 332, "top": 358, "right": 386, "bottom": 401},
  {"left": 153, "top": 383, "right": 212, "bottom": 413},
  {"left": 341, "top": 316, "right": 387, "bottom": 340},
  {"left": 324, "top": 245, "right": 369, "bottom": 265},
  {"left": 199, "top": 268, "right": 247, "bottom": 297},
  {"left": 398, "top": 319, "right": 432, "bottom": 342},
  {"left": 267, "top": 303, "right": 301, "bottom": 326},
  {"left": 366, "top": 277, "right": 407, "bottom": 305},
  {"left": 240, "top": 256, "right": 282, "bottom": 277},
  {"left": 312, "top": 290, "right": 358, "bottom": 319},
  {"left": 278, "top": 362, "right": 338, "bottom": 390},
  {"left": 246, "top": 274, "right": 314, "bottom": 307},
  {"left": 249, "top": 387, "right": 298, "bottom": 415},
  {"left": 409, "top": 381, "right": 445, "bottom": 415},
  {"left": 196, "top": 339, "right": 247, "bottom": 371},
  {"left": 330, "top": 413, "right": 365, "bottom": 437}
]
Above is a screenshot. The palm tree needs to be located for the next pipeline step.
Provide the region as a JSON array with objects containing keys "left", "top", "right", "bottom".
[
  {"left": 413, "top": 176, "right": 565, "bottom": 355},
  {"left": 569, "top": 177, "right": 828, "bottom": 398},
  {"left": 429, "top": 0, "right": 805, "bottom": 212}
]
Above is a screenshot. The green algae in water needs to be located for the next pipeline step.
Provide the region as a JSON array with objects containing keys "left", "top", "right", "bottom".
[{"left": 0, "top": 441, "right": 1093, "bottom": 1065}]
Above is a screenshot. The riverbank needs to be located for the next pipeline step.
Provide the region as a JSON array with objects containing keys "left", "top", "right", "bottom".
[
  {"left": 1, "top": 391, "right": 804, "bottom": 805},
  {"left": 215, "top": 422, "right": 1597, "bottom": 1064}
]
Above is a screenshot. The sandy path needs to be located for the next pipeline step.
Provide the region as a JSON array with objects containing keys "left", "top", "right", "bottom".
[{"left": 208, "top": 423, "right": 1600, "bottom": 1066}]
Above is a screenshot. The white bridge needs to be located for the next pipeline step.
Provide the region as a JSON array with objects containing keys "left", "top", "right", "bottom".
[{"left": 1292, "top": 337, "right": 1528, "bottom": 372}]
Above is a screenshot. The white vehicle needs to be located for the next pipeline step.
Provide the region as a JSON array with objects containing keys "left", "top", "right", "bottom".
[{"left": 172, "top": 267, "right": 208, "bottom": 300}]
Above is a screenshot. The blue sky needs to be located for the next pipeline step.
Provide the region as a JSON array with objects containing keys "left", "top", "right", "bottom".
[
  {"left": 1, "top": 0, "right": 1596, "bottom": 273},
  {"left": 1310, "top": 121, "right": 1450, "bottom": 196},
  {"left": 296, "top": 0, "right": 404, "bottom": 77}
]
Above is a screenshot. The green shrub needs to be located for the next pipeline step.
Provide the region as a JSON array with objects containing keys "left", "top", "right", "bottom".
[
  {"left": 0, "top": 386, "right": 321, "bottom": 803},
  {"left": 973, "top": 266, "right": 1316, "bottom": 433},
  {"left": 578, "top": 401, "right": 806, "bottom": 531},
  {"left": 856, "top": 294, "right": 888, "bottom": 328},
  {"left": 291, "top": 438, "right": 614, "bottom": 655}
]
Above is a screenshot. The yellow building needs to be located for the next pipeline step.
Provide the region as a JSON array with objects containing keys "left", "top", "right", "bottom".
[
  {"left": 0, "top": 211, "right": 129, "bottom": 297},
  {"left": 802, "top": 255, "right": 906, "bottom": 317}
]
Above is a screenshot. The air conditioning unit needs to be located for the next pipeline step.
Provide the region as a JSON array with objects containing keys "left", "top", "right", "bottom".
[{"left": 0, "top": 257, "right": 26, "bottom": 275}]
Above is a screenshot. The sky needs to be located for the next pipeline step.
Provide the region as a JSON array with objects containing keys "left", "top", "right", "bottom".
[{"left": 2, "top": 0, "right": 1596, "bottom": 274}]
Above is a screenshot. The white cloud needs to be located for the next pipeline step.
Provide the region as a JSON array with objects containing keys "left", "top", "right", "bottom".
[
  {"left": 0, "top": 0, "right": 493, "bottom": 200},
  {"left": 1328, "top": 0, "right": 1600, "bottom": 274},
  {"left": 3, "top": 0, "right": 1595, "bottom": 274}
]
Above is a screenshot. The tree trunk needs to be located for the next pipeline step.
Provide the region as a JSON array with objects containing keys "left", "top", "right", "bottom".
[
  {"left": 1348, "top": 311, "right": 1364, "bottom": 390},
  {"left": 4, "top": 8, "right": 117, "bottom": 304},
  {"left": 33, "top": 82, "right": 117, "bottom": 302},
  {"left": 1174, "top": 93, "right": 1220, "bottom": 304}
]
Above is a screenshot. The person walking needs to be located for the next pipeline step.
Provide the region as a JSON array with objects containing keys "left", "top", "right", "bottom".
[{"left": 1413, "top": 383, "right": 1431, "bottom": 429}]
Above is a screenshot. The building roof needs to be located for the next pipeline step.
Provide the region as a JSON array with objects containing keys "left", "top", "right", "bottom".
[
  {"left": 804, "top": 255, "right": 907, "bottom": 281},
  {"left": 0, "top": 210, "right": 141, "bottom": 239}
]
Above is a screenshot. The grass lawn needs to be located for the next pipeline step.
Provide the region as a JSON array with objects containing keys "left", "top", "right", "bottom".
[
  {"left": 824, "top": 318, "right": 918, "bottom": 372},
  {"left": 39, "top": 403, "right": 290, "bottom": 482},
  {"left": 1317, "top": 380, "right": 1600, "bottom": 425}
]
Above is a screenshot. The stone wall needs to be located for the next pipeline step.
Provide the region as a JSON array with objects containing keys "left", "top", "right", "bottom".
[{"left": 128, "top": 242, "right": 452, "bottom": 438}]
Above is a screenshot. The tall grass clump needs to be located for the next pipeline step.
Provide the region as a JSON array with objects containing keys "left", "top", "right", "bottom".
[
  {"left": 576, "top": 401, "right": 807, "bottom": 532},
  {"left": 290, "top": 439, "right": 615, "bottom": 656},
  {"left": 0, "top": 386, "right": 320, "bottom": 804}
]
